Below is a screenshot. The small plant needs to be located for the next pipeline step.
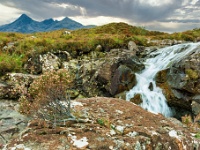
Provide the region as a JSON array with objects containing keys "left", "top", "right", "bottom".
[
  {"left": 181, "top": 114, "right": 193, "bottom": 126},
  {"left": 96, "top": 118, "right": 110, "bottom": 128},
  {"left": 19, "top": 69, "right": 74, "bottom": 123},
  {"left": 97, "top": 118, "right": 105, "bottom": 126},
  {"left": 195, "top": 132, "right": 200, "bottom": 139}
]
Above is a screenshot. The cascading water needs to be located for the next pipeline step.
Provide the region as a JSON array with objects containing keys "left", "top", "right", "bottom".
[{"left": 126, "top": 42, "right": 200, "bottom": 117}]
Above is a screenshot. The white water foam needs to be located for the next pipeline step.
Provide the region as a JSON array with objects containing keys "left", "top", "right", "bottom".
[{"left": 126, "top": 43, "right": 200, "bottom": 117}]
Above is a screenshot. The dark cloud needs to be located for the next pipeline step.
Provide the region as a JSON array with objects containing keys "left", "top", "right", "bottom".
[
  {"left": 0, "top": 0, "right": 185, "bottom": 22},
  {"left": 43, "top": 0, "right": 184, "bottom": 22}
]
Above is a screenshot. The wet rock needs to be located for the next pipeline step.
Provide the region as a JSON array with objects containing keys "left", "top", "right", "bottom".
[
  {"left": 156, "top": 46, "right": 200, "bottom": 113},
  {"left": 110, "top": 65, "right": 136, "bottom": 95},
  {"left": 156, "top": 69, "right": 168, "bottom": 83},
  {"left": 148, "top": 39, "right": 184, "bottom": 46},
  {"left": 97, "top": 49, "right": 144, "bottom": 96},
  {"left": 130, "top": 94, "right": 143, "bottom": 105}
]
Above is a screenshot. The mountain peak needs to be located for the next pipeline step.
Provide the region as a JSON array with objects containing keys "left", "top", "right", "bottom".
[
  {"left": 16, "top": 14, "right": 33, "bottom": 24},
  {"left": 19, "top": 14, "right": 31, "bottom": 20},
  {"left": 42, "top": 18, "right": 55, "bottom": 25}
]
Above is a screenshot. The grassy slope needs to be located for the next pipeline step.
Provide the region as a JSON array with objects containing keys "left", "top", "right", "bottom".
[{"left": 0, "top": 22, "right": 200, "bottom": 75}]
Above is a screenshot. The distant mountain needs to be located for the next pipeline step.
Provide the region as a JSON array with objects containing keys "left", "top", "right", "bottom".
[{"left": 0, "top": 14, "right": 95, "bottom": 33}]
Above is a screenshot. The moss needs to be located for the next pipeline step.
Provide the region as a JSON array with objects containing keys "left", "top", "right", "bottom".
[
  {"left": 185, "top": 69, "right": 198, "bottom": 80},
  {"left": 96, "top": 118, "right": 110, "bottom": 128}
]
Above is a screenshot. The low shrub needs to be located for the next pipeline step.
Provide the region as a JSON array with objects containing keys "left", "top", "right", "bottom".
[{"left": 19, "top": 69, "right": 74, "bottom": 122}]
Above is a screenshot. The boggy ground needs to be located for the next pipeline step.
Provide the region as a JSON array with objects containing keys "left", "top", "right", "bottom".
[{"left": 4, "top": 97, "right": 200, "bottom": 150}]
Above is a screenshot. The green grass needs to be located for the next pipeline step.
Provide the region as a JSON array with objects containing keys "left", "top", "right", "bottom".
[
  {"left": 0, "top": 53, "right": 23, "bottom": 76},
  {"left": 195, "top": 132, "right": 200, "bottom": 139}
]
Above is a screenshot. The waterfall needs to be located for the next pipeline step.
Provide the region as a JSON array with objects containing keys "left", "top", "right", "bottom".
[{"left": 126, "top": 42, "right": 200, "bottom": 117}]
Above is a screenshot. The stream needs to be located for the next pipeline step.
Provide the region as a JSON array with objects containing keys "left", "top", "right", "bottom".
[{"left": 126, "top": 42, "right": 200, "bottom": 117}]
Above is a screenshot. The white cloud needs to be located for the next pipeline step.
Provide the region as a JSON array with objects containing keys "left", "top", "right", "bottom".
[
  {"left": 190, "top": 0, "right": 199, "bottom": 5},
  {"left": 0, "top": 4, "right": 23, "bottom": 25},
  {"left": 69, "top": 16, "right": 131, "bottom": 26}
]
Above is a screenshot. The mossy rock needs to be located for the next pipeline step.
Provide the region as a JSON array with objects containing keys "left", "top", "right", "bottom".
[
  {"left": 185, "top": 69, "right": 198, "bottom": 80},
  {"left": 157, "top": 82, "right": 174, "bottom": 102},
  {"left": 156, "top": 70, "right": 168, "bottom": 83}
]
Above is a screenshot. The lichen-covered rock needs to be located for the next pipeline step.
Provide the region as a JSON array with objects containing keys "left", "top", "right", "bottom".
[
  {"left": 40, "top": 52, "right": 61, "bottom": 73},
  {"left": 128, "top": 41, "right": 138, "bottom": 52},
  {"left": 5, "top": 97, "right": 200, "bottom": 150},
  {"left": 0, "top": 73, "right": 38, "bottom": 99},
  {"left": 24, "top": 51, "right": 71, "bottom": 75}
]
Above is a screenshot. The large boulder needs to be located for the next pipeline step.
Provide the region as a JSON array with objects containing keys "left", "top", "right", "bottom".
[
  {"left": 5, "top": 97, "right": 200, "bottom": 149},
  {"left": 24, "top": 51, "right": 70, "bottom": 75},
  {"left": 62, "top": 58, "right": 105, "bottom": 98},
  {"left": 97, "top": 49, "right": 144, "bottom": 96},
  {"left": 128, "top": 41, "right": 138, "bottom": 52},
  {"left": 156, "top": 46, "right": 200, "bottom": 115}
]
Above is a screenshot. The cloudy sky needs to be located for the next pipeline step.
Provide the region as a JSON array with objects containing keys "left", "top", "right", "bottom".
[{"left": 0, "top": 0, "right": 200, "bottom": 32}]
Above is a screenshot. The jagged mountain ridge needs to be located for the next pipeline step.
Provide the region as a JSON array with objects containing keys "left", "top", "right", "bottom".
[{"left": 0, "top": 14, "right": 95, "bottom": 33}]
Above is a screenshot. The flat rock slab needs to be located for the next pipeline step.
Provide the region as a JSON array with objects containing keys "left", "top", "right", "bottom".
[{"left": 5, "top": 97, "right": 200, "bottom": 150}]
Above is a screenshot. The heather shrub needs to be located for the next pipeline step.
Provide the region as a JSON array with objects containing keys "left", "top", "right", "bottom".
[{"left": 19, "top": 69, "right": 74, "bottom": 122}]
